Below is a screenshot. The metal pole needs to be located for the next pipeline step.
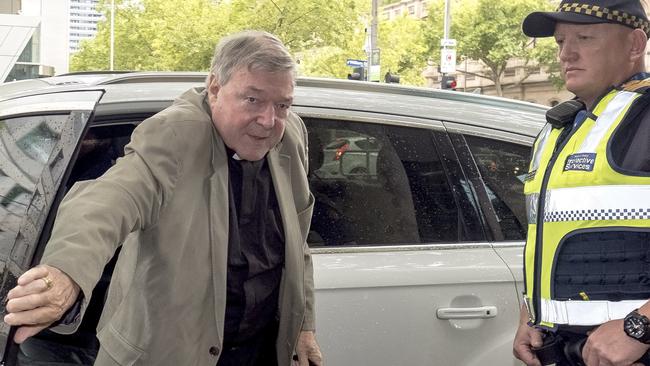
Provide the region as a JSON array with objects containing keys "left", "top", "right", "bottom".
[
  {"left": 369, "top": 0, "right": 378, "bottom": 81},
  {"left": 443, "top": 0, "right": 450, "bottom": 40},
  {"left": 110, "top": 0, "right": 115, "bottom": 71}
]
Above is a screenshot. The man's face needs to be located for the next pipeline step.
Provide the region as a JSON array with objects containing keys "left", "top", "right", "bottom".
[
  {"left": 554, "top": 22, "right": 633, "bottom": 107},
  {"left": 208, "top": 67, "right": 294, "bottom": 161}
]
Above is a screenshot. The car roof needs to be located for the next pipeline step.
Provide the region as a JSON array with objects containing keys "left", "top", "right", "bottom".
[{"left": 0, "top": 71, "right": 547, "bottom": 137}]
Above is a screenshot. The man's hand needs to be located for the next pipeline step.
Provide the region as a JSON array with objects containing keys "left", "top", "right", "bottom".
[
  {"left": 4, "top": 264, "right": 80, "bottom": 343},
  {"left": 513, "top": 306, "right": 544, "bottom": 366},
  {"left": 582, "top": 319, "right": 650, "bottom": 366},
  {"left": 293, "top": 330, "right": 323, "bottom": 366}
]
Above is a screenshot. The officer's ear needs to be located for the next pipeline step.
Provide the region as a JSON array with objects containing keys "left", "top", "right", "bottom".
[{"left": 629, "top": 29, "right": 648, "bottom": 63}]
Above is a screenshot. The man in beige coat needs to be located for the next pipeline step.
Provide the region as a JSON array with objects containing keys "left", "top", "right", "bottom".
[{"left": 4, "top": 30, "right": 322, "bottom": 366}]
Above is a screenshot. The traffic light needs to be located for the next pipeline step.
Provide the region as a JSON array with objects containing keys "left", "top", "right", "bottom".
[
  {"left": 384, "top": 72, "right": 400, "bottom": 84},
  {"left": 441, "top": 75, "right": 457, "bottom": 90},
  {"left": 347, "top": 66, "right": 365, "bottom": 81}
]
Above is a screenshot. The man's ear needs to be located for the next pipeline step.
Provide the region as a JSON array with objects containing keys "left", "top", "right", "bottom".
[
  {"left": 629, "top": 29, "right": 648, "bottom": 62},
  {"left": 207, "top": 74, "right": 221, "bottom": 96}
]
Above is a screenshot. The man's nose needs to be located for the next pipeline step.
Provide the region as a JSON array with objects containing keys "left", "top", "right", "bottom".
[
  {"left": 257, "top": 104, "right": 276, "bottom": 129},
  {"left": 558, "top": 40, "right": 577, "bottom": 62}
]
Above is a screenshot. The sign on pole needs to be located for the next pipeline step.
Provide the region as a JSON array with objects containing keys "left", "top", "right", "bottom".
[
  {"left": 346, "top": 59, "right": 366, "bottom": 68},
  {"left": 440, "top": 48, "right": 456, "bottom": 74},
  {"left": 369, "top": 49, "right": 381, "bottom": 82},
  {"left": 440, "top": 39, "right": 457, "bottom": 47}
]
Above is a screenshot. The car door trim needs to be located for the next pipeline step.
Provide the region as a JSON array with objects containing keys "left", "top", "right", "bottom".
[{"left": 310, "top": 242, "right": 495, "bottom": 254}]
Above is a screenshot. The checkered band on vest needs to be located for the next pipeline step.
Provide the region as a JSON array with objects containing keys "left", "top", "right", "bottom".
[
  {"left": 545, "top": 208, "right": 650, "bottom": 222},
  {"left": 559, "top": 3, "right": 650, "bottom": 34}
]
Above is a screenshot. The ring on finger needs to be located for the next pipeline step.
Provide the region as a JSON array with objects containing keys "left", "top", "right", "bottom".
[{"left": 41, "top": 277, "right": 54, "bottom": 290}]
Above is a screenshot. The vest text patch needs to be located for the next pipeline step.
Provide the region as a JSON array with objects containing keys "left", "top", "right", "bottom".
[{"left": 564, "top": 153, "right": 596, "bottom": 171}]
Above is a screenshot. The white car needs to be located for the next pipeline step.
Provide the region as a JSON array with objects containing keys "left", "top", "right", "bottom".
[
  {"left": 0, "top": 73, "right": 546, "bottom": 365},
  {"left": 315, "top": 136, "right": 381, "bottom": 178}
]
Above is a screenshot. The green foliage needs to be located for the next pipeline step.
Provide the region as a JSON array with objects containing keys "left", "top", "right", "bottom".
[
  {"left": 71, "top": 0, "right": 225, "bottom": 71},
  {"left": 71, "top": 0, "right": 363, "bottom": 72},
  {"left": 378, "top": 15, "right": 428, "bottom": 85},
  {"left": 422, "top": 0, "right": 556, "bottom": 94}
]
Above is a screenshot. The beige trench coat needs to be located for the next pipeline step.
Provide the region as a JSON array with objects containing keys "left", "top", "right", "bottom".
[{"left": 42, "top": 87, "right": 315, "bottom": 366}]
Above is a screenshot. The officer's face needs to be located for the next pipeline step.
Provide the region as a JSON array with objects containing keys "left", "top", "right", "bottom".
[
  {"left": 208, "top": 67, "right": 294, "bottom": 161},
  {"left": 554, "top": 23, "right": 635, "bottom": 109}
]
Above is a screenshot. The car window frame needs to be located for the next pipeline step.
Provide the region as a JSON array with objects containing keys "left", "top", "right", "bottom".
[{"left": 0, "top": 90, "right": 103, "bottom": 363}]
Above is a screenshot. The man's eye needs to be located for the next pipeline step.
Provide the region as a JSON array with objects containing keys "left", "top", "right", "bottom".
[
  {"left": 277, "top": 103, "right": 290, "bottom": 110},
  {"left": 246, "top": 97, "right": 257, "bottom": 103}
]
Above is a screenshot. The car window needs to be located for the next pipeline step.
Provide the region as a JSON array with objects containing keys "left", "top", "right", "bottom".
[
  {"left": 306, "top": 118, "right": 460, "bottom": 246},
  {"left": 0, "top": 114, "right": 70, "bottom": 255},
  {"left": 464, "top": 135, "right": 530, "bottom": 240}
]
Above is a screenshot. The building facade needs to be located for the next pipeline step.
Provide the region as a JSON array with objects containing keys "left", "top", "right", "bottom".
[
  {"left": 0, "top": 0, "right": 56, "bottom": 82},
  {"left": 68, "top": 0, "right": 101, "bottom": 53},
  {"left": 382, "top": 0, "right": 429, "bottom": 20}
]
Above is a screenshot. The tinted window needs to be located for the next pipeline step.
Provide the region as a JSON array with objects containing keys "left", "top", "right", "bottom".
[
  {"left": 0, "top": 114, "right": 68, "bottom": 253},
  {"left": 306, "top": 119, "right": 459, "bottom": 246},
  {"left": 465, "top": 135, "right": 530, "bottom": 240}
]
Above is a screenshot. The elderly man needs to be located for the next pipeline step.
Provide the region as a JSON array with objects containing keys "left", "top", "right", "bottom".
[
  {"left": 513, "top": 1, "right": 650, "bottom": 365},
  {"left": 4, "top": 30, "right": 322, "bottom": 366}
]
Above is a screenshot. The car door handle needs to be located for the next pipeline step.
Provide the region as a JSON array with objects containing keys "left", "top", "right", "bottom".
[{"left": 436, "top": 306, "right": 498, "bottom": 319}]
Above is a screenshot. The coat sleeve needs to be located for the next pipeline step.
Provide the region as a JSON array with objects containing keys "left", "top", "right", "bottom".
[{"left": 43, "top": 116, "right": 181, "bottom": 334}]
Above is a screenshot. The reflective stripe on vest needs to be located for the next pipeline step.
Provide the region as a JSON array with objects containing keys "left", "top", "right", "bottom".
[
  {"left": 544, "top": 185, "right": 650, "bottom": 222},
  {"left": 530, "top": 123, "right": 553, "bottom": 173},
  {"left": 577, "top": 91, "right": 639, "bottom": 153},
  {"left": 540, "top": 298, "right": 647, "bottom": 326}
]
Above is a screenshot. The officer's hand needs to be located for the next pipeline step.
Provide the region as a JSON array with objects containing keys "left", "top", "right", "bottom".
[
  {"left": 583, "top": 319, "right": 650, "bottom": 366},
  {"left": 293, "top": 330, "right": 323, "bottom": 366},
  {"left": 4, "top": 264, "right": 80, "bottom": 343},
  {"left": 513, "top": 320, "right": 544, "bottom": 366}
]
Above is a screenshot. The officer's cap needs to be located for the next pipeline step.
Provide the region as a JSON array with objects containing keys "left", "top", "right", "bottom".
[{"left": 522, "top": 0, "right": 650, "bottom": 37}]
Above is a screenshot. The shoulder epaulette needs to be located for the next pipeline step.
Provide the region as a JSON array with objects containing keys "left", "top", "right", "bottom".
[{"left": 621, "top": 79, "right": 650, "bottom": 93}]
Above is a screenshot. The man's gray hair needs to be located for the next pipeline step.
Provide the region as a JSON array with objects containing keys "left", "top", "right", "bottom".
[{"left": 206, "top": 30, "right": 296, "bottom": 88}]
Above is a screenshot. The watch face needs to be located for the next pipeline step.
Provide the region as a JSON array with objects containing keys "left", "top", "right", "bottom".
[{"left": 626, "top": 315, "right": 647, "bottom": 339}]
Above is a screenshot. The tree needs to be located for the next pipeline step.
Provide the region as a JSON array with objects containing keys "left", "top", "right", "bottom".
[
  {"left": 71, "top": 0, "right": 226, "bottom": 71},
  {"left": 71, "top": 0, "right": 363, "bottom": 73},
  {"left": 423, "top": 0, "right": 556, "bottom": 96},
  {"left": 378, "top": 15, "right": 428, "bottom": 85}
]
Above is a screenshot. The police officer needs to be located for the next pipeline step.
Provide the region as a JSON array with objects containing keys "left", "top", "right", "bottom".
[{"left": 514, "top": 0, "right": 650, "bottom": 365}]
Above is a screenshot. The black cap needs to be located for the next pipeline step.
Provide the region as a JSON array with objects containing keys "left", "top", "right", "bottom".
[{"left": 522, "top": 0, "right": 650, "bottom": 37}]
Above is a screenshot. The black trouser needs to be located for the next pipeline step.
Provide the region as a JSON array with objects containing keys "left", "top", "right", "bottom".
[{"left": 217, "top": 322, "right": 279, "bottom": 366}]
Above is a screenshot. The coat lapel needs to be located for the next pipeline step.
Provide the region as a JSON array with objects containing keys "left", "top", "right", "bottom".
[
  {"left": 208, "top": 127, "right": 229, "bottom": 349},
  {"left": 268, "top": 146, "right": 305, "bottom": 362}
]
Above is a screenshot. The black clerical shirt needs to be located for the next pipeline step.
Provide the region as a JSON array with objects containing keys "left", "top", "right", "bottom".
[{"left": 223, "top": 148, "right": 285, "bottom": 345}]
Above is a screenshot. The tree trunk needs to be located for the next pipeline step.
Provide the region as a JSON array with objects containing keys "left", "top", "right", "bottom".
[{"left": 495, "top": 78, "right": 503, "bottom": 97}]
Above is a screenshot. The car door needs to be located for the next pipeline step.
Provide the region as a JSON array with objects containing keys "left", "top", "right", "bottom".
[
  {"left": 296, "top": 109, "right": 522, "bottom": 366},
  {"left": 0, "top": 90, "right": 102, "bottom": 361},
  {"left": 444, "top": 121, "right": 537, "bottom": 307}
]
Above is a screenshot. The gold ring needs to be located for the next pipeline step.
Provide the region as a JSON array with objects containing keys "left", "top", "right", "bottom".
[{"left": 42, "top": 277, "right": 53, "bottom": 290}]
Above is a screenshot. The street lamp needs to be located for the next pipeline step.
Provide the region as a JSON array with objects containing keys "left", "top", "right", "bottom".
[{"left": 110, "top": 0, "right": 115, "bottom": 71}]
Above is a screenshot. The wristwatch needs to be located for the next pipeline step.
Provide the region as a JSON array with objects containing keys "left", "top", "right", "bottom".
[{"left": 624, "top": 309, "right": 650, "bottom": 344}]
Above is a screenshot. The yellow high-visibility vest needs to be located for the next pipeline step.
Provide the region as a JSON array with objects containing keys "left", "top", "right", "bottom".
[{"left": 523, "top": 83, "right": 650, "bottom": 329}]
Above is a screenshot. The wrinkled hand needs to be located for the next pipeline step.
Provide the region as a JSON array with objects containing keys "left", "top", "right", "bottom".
[
  {"left": 513, "top": 319, "right": 544, "bottom": 366},
  {"left": 4, "top": 264, "right": 80, "bottom": 343},
  {"left": 582, "top": 319, "right": 649, "bottom": 366},
  {"left": 293, "top": 330, "right": 323, "bottom": 366}
]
